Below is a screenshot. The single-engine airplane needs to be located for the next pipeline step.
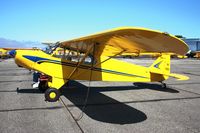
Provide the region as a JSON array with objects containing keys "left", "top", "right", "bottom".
[
  {"left": 0, "top": 48, "right": 9, "bottom": 58},
  {"left": 12, "top": 27, "right": 189, "bottom": 102},
  {"left": 1, "top": 47, "right": 37, "bottom": 59}
]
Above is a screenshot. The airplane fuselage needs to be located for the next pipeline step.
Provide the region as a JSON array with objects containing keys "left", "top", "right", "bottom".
[{"left": 14, "top": 49, "right": 167, "bottom": 89}]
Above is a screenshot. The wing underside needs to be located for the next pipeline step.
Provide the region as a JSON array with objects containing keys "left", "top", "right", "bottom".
[{"left": 59, "top": 27, "right": 189, "bottom": 56}]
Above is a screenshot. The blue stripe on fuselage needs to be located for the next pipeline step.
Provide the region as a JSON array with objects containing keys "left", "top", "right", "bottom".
[
  {"left": 23, "top": 55, "right": 49, "bottom": 62},
  {"left": 23, "top": 55, "right": 148, "bottom": 79}
]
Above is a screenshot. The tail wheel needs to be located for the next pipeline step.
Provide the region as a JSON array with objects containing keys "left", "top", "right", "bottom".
[
  {"left": 38, "top": 81, "right": 48, "bottom": 92},
  {"left": 162, "top": 83, "right": 167, "bottom": 88},
  {"left": 45, "top": 88, "right": 60, "bottom": 102},
  {"left": 160, "top": 82, "right": 167, "bottom": 88}
]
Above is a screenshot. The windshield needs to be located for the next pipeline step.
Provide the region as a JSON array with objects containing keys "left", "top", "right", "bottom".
[{"left": 42, "top": 44, "right": 58, "bottom": 55}]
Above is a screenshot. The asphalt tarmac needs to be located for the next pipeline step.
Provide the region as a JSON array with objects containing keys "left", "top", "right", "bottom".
[{"left": 0, "top": 58, "right": 200, "bottom": 133}]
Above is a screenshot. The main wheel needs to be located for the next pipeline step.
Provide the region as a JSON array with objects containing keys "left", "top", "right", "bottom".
[
  {"left": 38, "top": 81, "right": 48, "bottom": 92},
  {"left": 45, "top": 88, "right": 61, "bottom": 102},
  {"left": 161, "top": 83, "right": 167, "bottom": 88}
]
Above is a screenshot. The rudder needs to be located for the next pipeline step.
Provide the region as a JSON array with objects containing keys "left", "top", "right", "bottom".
[{"left": 149, "top": 54, "right": 171, "bottom": 81}]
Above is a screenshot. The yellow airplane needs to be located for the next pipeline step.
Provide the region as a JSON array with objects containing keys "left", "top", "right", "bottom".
[
  {"left": 13, "top": 27, "right": 189, "bottom": 102},
  {"left": 1, "top": 47, "right": 39, "bottom": 59},
  {"left": 176, "top": 55, "right": 187, "bottom": 59},
  {"left": 121, "top": 52, "right": 168, "bottom": 58},
  {"left": 0, "top": 48, "right": 18, "bottom": 58},
  {"left": 0, "top": 48, "right": 9, "bottom": 58},
  {"left": 121, "top": 53, "right": 187, "bottom": 59}
]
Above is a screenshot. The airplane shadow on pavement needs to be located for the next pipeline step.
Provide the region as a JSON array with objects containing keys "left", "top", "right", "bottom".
[
  {"left": 17, "top": 81, "right": 180, "bottom": 124},
  {"left": 17, "top": 88, "right": 43, "bottom": 94},
  {"left": 61, "top": 81, "right": 148, "bottom": 124},
  {"left": 60, "top": 81, "right": 178, "bottom": 124}
]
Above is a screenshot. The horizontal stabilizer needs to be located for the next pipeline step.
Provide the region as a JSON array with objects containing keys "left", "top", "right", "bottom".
[{"left": 169, "top": 73, "right": 189, "bottom": 80}]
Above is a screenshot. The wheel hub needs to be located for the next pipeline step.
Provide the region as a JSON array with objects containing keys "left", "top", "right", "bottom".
[{"left": 49, "top": 92, "right": 56, "bottom": 99}]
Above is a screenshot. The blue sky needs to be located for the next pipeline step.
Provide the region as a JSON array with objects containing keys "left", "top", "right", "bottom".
[{"left": 0, "top": 0, "right": 200, "bottom": 42}]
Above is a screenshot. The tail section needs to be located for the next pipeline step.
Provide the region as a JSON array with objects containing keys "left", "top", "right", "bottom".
[
  {"left": 149, "top": 54, "right": 189, "bottom": 81},
  {"left": 149, "top": 54, "right": 170, "bottom": 75},
  {"left": 168, "top": 73, "right": 189, "bottom": 80},
  {"left": 149, "top": 54, "right": 170, "bottom": 81}
]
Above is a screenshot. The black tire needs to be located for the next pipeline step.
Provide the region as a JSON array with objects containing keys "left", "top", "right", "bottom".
[
  {"left": 45, "top": 88, "right": 60, "bottom": 102},
  {"left": 162, "top": 83, "right": 167, "bottom": 88},
  {"left": 38, "top": 81, "right": 48, "bottom": 92}
]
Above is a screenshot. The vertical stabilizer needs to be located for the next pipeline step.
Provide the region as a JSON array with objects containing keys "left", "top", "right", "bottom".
[{"left": 149, "top": 54, "right": 171, "bottom": 81}]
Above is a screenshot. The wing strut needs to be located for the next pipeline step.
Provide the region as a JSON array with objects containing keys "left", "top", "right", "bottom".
[{"left": 75, "top": 43, "right": 97, "bottom": 121}]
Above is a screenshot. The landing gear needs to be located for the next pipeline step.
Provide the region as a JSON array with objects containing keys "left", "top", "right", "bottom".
[
  {"left": 38, "top": 81, "right": 48, "bottom": 92},
  {"left": 45, "top": 88, "right": 61, "bottom": 102},
  {"left": 160, "top": 81, "right": 167, "bottom": 88},
  {"left": 38, "top": 74, "right": 49, "bottom": 92}
]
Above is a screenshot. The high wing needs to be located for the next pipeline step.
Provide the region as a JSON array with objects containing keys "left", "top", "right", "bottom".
[{"left": 59, "top": 27, "right": 189, "bottom": 56}]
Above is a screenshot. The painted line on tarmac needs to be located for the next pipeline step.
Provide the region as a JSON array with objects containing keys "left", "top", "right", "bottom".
[
  {"left": 0, "top": 106, "right": 63, "bottom": 112},
  {"left": 59, "top": 98, "right": 84, "bottom": 133},
  {"left": 64, "top": 96, "right": 200, "bottom": 108}
]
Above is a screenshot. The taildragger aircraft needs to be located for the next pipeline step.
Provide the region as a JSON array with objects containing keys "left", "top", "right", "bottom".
[
  {"left": 1, "top": 48, "right": 38, "bottom": 59},
  {"left": 0, "top": 48, "right": 11, "bottom": 59},
  {"left": 12, "top": 27, "right": 189, "bottom": 102}
]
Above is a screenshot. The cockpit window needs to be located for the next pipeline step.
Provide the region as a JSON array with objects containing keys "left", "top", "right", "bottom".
[
  {"left": 65, "top": 49, "right": 95, "bottom": 65},
  {"left": 42, "top": 42, "right": 96, "bottom": 65},
  {"left": 48, "top": 47, "right": 95, "bottom": 65},
  {"left": 42, "top": 43, "right": 59, "bottom": 55}
]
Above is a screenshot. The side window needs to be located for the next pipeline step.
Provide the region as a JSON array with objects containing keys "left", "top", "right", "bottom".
[
  {"left": 71, "top": 52, "right": 95, "bottom": 65},
  {"left": 52, "top": 47, "right": 95, "bottom": 65},
  {"left": 52, "top": 48, "right": 67, "bottom": 58},
  {"left": 83, "top": 55, "right": 93, "bottom": 65}
]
